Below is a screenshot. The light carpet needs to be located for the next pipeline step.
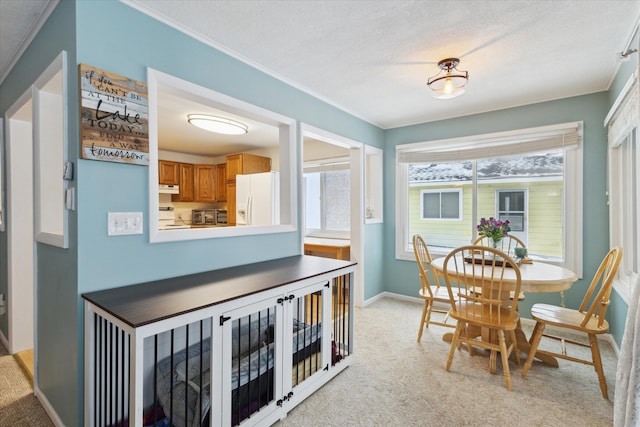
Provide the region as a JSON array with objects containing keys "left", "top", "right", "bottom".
[
  {"left": 277, "top": 297, "right": 615, "bottom": 427},
  {"left": 0, "top": 342, "right": 53, "bottom": 426},
  {"left": 0, "top": 297, "right": 615, "bottom": 426}
]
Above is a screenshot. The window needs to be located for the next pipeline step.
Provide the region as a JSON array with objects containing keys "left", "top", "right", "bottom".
[
  {"left": 304, "top": 168, "right": 350, "bottom": 238},
  {"left": 420, "top": 189, "right": 462, "bottom": 220},
  {"left": 396, "top": 122, "right": 583, "bottom": 275},
  {"left": 365, "top": 145, "right": 383, "bottom": 223},
  {"left": 606, "top": 73, "right": 639, "bottom": 302},
  {"left": 497, "top": 189, "right": 527, "bottom": 232}
]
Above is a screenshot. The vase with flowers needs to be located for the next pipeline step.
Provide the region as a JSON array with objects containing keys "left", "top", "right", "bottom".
[{"left": 477, "top": 217, "right": 511, "bottom": 248}]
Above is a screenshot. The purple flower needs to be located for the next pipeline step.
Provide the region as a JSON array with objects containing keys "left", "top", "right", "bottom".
[{"left": 477, "top": 217, "right": 511, "bottom": 241}]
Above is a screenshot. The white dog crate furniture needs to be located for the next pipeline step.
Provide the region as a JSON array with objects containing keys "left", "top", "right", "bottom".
[{"left": 83, "top": 255, "right": 355, "bottom": 427}]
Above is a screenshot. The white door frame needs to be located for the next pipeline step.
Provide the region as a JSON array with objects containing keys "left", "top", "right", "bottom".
[
  {"left": 5, "top": 88, "right": 36, "bottom": 356},
  {"left": 300, "top": 123, "right": 365, "bottom": 307}
]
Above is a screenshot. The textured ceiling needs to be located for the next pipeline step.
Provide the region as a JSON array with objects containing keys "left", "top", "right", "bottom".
[
  {"left": 126, "top": 0, "right": 640, "bottom": 129},
  {"left": 0, "top": 0, "right": 56, "bottom": 83},
  {"left": 2, "top": 1, "right": 639, "bottom": 131}
]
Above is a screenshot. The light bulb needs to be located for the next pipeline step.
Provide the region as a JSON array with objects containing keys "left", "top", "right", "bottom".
[{"left": 443, "top": 77, "right": 454, "bottom": 95}]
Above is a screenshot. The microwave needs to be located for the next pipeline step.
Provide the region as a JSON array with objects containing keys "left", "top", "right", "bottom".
[
  {"left": 214, "top": 209, "right": 227, "bottom": 225},
  {"left": 192, "top": 209, "right": 216, "bottom": 225}
]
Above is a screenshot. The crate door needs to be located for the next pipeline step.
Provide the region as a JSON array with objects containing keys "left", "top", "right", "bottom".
[
  {"left": 285, "top": 281, "right": 329, "bottom": 395},
  {"left": 218, "top": 298, "right": 283, "bottom": 427}
]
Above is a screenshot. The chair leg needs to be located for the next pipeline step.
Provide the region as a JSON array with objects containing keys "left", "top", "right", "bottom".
[
  {"left": 510, "top": 330, "right": 520, "bottom": 365},
  {"left": 498, "top": 330, "right": 512, "bottom": 390},
  {"left": 417, "top": 300, "right": 429, "bottom": 342},
  {"left": 522, "top": 322, "right": 545, "bottom": 376},
  {"left": 446, "top": 322, "right": 463, "bottom": 372},
  {"left": 589, "top": 333, "right": 608, "bottom": 399},
  {"left": 425, "top": 299, "right": 434, "bottom": 328}
]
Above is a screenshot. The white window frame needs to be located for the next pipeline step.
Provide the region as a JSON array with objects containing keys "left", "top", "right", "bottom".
[
  {"left": 396, "top": 122, "right": 583, "bottom": 278},
  {"left": 419, "top": 188, "right": 463, "bottom": 220},
  {"left": 605, "top": 71, "right": 639, "bottom": 303},
  {"left": 303, "top": 161, "right": 351, "bottom": 239},
  {"left": 496, "top": 188, "right": 528, "bottom": 233}
]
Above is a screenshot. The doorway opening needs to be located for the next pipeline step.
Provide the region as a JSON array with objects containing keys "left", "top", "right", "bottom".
[
  {"left": 5, "top": 89, "right": 35, "bottom": 384},
  {"left": 301, "top": 124, "right": 364, "bottom": 307}
]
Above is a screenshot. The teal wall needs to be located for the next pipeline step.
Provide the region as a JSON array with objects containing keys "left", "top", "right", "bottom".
[
  {"left": 0, "top": 0, "right": 636, "bottom": 424},
  {"left": 0, "top": 0, "right": 79, "bottom": 424},
  {"left": 383, "top": 92, "right": 611, "bottom": 325},
  {"left": 0, "top": 1, "right": 384, "bottom": 425}
]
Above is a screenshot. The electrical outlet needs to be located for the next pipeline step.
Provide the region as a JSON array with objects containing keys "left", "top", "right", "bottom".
[{"left": 108, "top": 212, "right": 143, "bottom": 236}]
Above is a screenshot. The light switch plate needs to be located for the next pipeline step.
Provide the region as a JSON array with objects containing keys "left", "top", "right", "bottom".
[{"left": 108, "top": 212, "right": 143, "bottom": 236}]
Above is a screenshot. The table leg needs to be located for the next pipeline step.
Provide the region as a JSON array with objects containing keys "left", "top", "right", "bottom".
[{"left": 516, "top": 319, "right": 559, "bottom": 368}]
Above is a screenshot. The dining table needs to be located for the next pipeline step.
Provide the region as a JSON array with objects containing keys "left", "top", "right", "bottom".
[{"left": 430, "top": 255, "right": 579, "bottom": 367}]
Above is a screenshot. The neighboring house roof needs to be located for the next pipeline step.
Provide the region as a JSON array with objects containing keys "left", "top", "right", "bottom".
[{"left": 409, "top": 152, "right": 563, "bottom": 183}]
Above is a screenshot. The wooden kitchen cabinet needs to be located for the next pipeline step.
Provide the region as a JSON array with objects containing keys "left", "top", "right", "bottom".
[
  {"left": 215, "top": 163, "right": 227, "bottom": 202},
  {"left": 194, "top": 164, "right": 216, "bottom": 202},
  {"left": 172, "top": 163, "right": 194, "bottom": 202},
  {"left": 226, "top": 182, "right": 236, "bottom": 225},
  {"left": 226, "top": 153, "right": 271, "bottom": 224},
  {"left": 158, "top": 160, "right": 179, "bottom": 185},
  {"left": 225, "top": 153, "right": 271, "bottom": 182}
]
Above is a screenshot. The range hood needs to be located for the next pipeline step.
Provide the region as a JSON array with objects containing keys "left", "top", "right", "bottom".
[{"left": 159, "top": 184, "right": 179, "bottom": 194}]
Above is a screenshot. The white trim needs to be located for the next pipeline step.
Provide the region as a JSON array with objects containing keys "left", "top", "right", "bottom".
[
  {"left": 147, "top": 68, "right": 298, "bottom": 243},
  {"left": 0, "top": 0, "right": 60, "bottom": 85},
  {"left": 34, "top": 385, "right": 64, "bottom": 427},
  {"left": 5, "top": 87, "right": 35, "bottom": 355},
  {"left": 0, "top": 329, "right": 9, "bottom": 351},
  {"left": 396, "top": 121, "right": 582, "bottom": 153},
  {"left": 32, "top": 51, "right": 69, "bottom": 249},
  {"left": 604, "top": 71, "right": 638, "bottom": 126}
]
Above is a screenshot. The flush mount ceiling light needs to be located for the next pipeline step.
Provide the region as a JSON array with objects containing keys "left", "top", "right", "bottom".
[
  {"left": 427, "top": 57, "right": 469, "bottom": 100},
  {"left": 187, "top": 114, "right": 248, "bottom": 135}
]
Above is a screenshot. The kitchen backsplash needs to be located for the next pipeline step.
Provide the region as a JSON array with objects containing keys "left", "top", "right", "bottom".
[{"left": 173, "top": 201, "right": 227, "bottom": 225}]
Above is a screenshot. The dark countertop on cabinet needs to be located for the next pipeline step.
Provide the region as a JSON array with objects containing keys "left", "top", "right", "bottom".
[{"left": 82, "top": 255, "right": 356, "bottom": 328}]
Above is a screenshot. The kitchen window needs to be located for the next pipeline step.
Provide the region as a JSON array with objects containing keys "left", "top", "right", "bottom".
[
  {"left": 396, "top": 122, "right": 583, "bottom": 276},
  {"left": 304, "top": 164, "right": 350, "bottom": 239},
  {"left": 606, "top": 73, "right": 639, "bottom": 302}
]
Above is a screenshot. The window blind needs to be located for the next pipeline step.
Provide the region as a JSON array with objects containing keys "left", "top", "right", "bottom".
[
  {"left": 606, "top": 75, "right": 638, "bottom": 148},
  {"left": 397, "top": 122, "right": 582, "bottom": 164}
]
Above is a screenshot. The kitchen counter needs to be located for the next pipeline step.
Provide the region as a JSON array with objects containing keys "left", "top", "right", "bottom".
[{"left": 304, "top": 237, "right": 351, "bottom": 260}]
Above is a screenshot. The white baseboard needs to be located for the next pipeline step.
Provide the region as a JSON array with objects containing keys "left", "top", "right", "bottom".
[
  {"left": 363, "top": 291, "right": 422, "bottom": 307},
  {"left": 0, "top": 329, "right": 9, "bottom": 352},
  {"left": 35, "top": 385, "right": 64, "bottom": 427}
]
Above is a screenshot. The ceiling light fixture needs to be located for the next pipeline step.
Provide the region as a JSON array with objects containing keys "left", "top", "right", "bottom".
[
  {"left": 187, "top": 114, "right": 248, "bottom": 135},
  {"left": 427, "top": 57, "right": 469, "bottom": 100}
]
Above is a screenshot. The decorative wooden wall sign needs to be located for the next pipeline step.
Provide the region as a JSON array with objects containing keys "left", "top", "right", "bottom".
[{"left": 79, "top": 64, "right": 149, "bottom": 165}]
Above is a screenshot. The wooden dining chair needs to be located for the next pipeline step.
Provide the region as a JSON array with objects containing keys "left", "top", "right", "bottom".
[
  {"left": 443, "top": 245, "right": 522, "bottom": 390},
  {"left": 521, "top": 246, "right": 623, "bottom": 398},
  {"left": 473, "top": 234, "right": 527, "bottom": 301},
  {"left": 413, "top": 234, "right": 454, "bottom": 342}
]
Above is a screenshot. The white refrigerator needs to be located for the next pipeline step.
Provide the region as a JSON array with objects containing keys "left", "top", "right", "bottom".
[{"left": 236, "top": 171, "right": 280, "bottom": 226}]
